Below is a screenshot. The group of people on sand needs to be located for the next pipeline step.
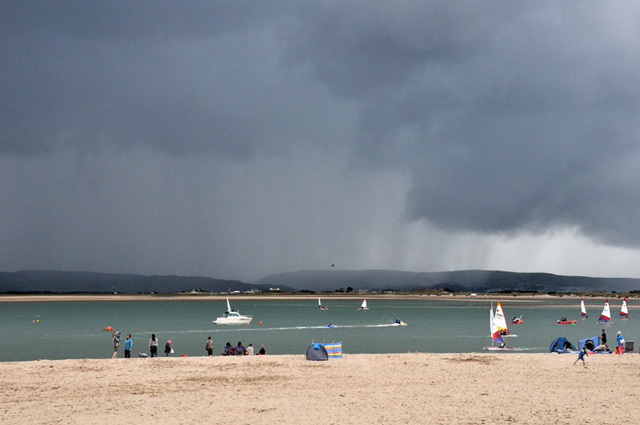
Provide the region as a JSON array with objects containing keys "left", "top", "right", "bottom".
[
  {"left": 113, "top": 332, "right": 267, "bottom": 358},
  {"left": 111, "top": 331, "right": 133, "bottom": 359},
  {"left": 220, "top": 340, "right": 266, "bottom": 356},
  {"left": 574, "top": 329, "right": 627, "bottom": 367}
]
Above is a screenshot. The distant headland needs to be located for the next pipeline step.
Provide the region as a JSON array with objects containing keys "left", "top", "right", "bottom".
[{"left": 2, "top": 269, "right": 640, "bottom": 295}]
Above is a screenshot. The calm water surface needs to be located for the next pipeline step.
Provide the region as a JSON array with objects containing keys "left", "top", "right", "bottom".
[{"left": 1, "top": 297, "right": 637, "bottom": 361}]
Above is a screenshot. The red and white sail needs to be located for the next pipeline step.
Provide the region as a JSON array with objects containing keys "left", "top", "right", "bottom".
[
  {"left": 599, "top": 299, "right": 611, "bottom": 322},
  {"left": 318, "top": 298, "right": 327, "bottom": 310},
  {"left": 620, "top": 298, "right": 629, "bottom": 318},
  {"left": 358, "top": 299, "right": 369, "bottom": 310},
  {"left": 581, "top": 298, "right": 588, "bottom": 317}
]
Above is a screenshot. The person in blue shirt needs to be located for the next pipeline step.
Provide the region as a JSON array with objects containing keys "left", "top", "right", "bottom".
[
  {"left": 574, "top": 347, "right": 588, "bottom": 367},
  {"left": 616, "top": 331, "right": 624, "bottom": 354},
  {"left": 124, "top": 334, "right": 132, "bottom": 358}
]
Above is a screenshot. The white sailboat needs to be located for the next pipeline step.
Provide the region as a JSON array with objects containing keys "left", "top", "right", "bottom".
[
  {"left": 620, "top": 297, "right": 630, "bottom": 319},
  {"left": 598, "top": 299, "right": 611, "bottom": 323},
  {"left": 318, "top": 298, "right": 328, "bottom": 310},
  {"left": 581, "top": 298, "right": 588, "bottom": 318},
  {"left": 358, "top": 299, "right": 369, "bottom": 311},
  {"left": 212, "top": 297, "right": 252, "bottom": 325}
]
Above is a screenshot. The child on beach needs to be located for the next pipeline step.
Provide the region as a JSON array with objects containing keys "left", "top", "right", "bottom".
[{"left": 574, "top": 347, "right": 588, "bottom": 367}]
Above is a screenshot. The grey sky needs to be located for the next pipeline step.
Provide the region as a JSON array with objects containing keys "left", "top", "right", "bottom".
[{"left": 2, "top": 2, "right": 640, "bottom": 281}]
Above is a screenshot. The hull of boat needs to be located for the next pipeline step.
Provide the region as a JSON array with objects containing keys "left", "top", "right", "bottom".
[
  {"left": 483, "top": 346, "right": 514, "bottom": 351},
  {"left": 213, "top": 316, "right": 252, "bottom": 325}
]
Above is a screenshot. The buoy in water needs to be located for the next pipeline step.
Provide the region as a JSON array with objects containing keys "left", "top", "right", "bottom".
[
  {"left": 104, "top": 326, "right": 113, "bottom": 331},
  {"left": 258, "top": 321, "right": 263, "bottom": 325}
]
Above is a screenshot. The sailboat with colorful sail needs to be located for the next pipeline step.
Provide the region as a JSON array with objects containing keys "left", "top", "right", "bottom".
[
  {"left": 598, "top": 299, "right": 611, "bottom": 323},
  {"left": 620, "top": 298, "right": 629, "bottom": 319},
  {"left": 581, "top": 298, "right": 588, "bottom": 319},
  {"left": 484, "top": 301, "right": 514, "bottom": 351},
  {"left": 358, "top": 299, "right": 369, "bottom": 311},
  {"left": 494, "top": 300, "right": 516, "bottom": 337}
]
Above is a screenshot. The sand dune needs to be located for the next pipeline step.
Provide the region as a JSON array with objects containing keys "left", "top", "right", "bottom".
[{"left": 1, "top": 353, "right": 639, "bottom": 424}]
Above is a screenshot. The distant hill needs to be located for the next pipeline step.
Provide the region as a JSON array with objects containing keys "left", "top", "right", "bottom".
[
  {"left": 253, "top": 269, "right": 640, "bottom": 293},
  {"left": 3, "top": 269, "right": 640, "bottom": 295},
  {"left": 0, "top": 270, "right": 294, "bottom": 294}
]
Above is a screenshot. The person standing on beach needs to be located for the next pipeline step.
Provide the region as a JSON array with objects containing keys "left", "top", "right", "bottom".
[
  {"left": 165, "top": 340, "right": 172, "bottom": 357},
  {"left": 574, "top": 347, "right": 588, "bottom": 367},
  {"left": 112, "top": 331, "right": 120, "bottom": 359},
  {"left": 149, "top": 334, "right": 159, "bottom": 357},
  {"left": 205, "top": 336, "right": 214, "bottom": 356},
  {"left": 601, "top": 329, "right": 607, "bottom": 346},
  {"left": 124, "top": 334, "right": 132, "bottom": 358},
  {"left": 616, "top": 331, "right": 624, "bottom": 354}
]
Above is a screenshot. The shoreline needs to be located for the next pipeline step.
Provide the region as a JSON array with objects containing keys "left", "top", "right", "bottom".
[
  {"left": 0, "top": 293, "right": 621, "bottom": 302},
  {"left": 2, "top": 352, "right": 639, "bottom": 423}
]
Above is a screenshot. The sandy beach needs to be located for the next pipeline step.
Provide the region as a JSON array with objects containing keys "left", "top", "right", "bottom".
[{"left": 1, "top": 352, "right": 639, "bottom": 424}]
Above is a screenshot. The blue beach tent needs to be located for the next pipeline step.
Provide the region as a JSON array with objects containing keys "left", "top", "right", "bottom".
[
  {"left": 550, "top": 337, "right": 576, "bottom": 353},
  {"left": 578, "top": 336, "right": 600, "bottom": 352}
]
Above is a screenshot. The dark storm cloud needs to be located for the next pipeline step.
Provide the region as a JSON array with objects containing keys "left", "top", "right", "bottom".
[
  {"left": 1, "top": 1, "right": 340, "bottom": 158},
  {"left": 285, "top": 2, "right": 640, "bottom": 247},
  {"left": 3, "top": 1, "right": 640, "bottom": 280}
]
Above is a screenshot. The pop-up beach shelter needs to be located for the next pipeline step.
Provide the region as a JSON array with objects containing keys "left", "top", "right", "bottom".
[
  {"left": 550, "top": 337, "right": 576, "bottom": 353},
  {"left": 306, "top": 343, "right": 329, "bottom": 361},
  {"left": 578, "top": 336, "right": 600, "bottom": 352}
]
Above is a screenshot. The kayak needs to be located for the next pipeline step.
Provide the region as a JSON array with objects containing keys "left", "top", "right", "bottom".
[
  {"left": 510, "top": 319, "right": 523, "bottom": 324},
  {"left": 557, "top": 320, "right": 577, "bottom": 324}
]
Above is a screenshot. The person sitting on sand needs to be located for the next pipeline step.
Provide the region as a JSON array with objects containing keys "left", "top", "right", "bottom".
[
  {"left": 258, "top": 345, "right": 266, "bottom": 355},
  {"left": 594, "top": 344, "right": 609, "bottom": 352},
  {"left": 235, "top": 342, "right": 245, "bottom": 356},
  {"left": 223, "top": 342, "right": 233, "bottom": 356}
]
